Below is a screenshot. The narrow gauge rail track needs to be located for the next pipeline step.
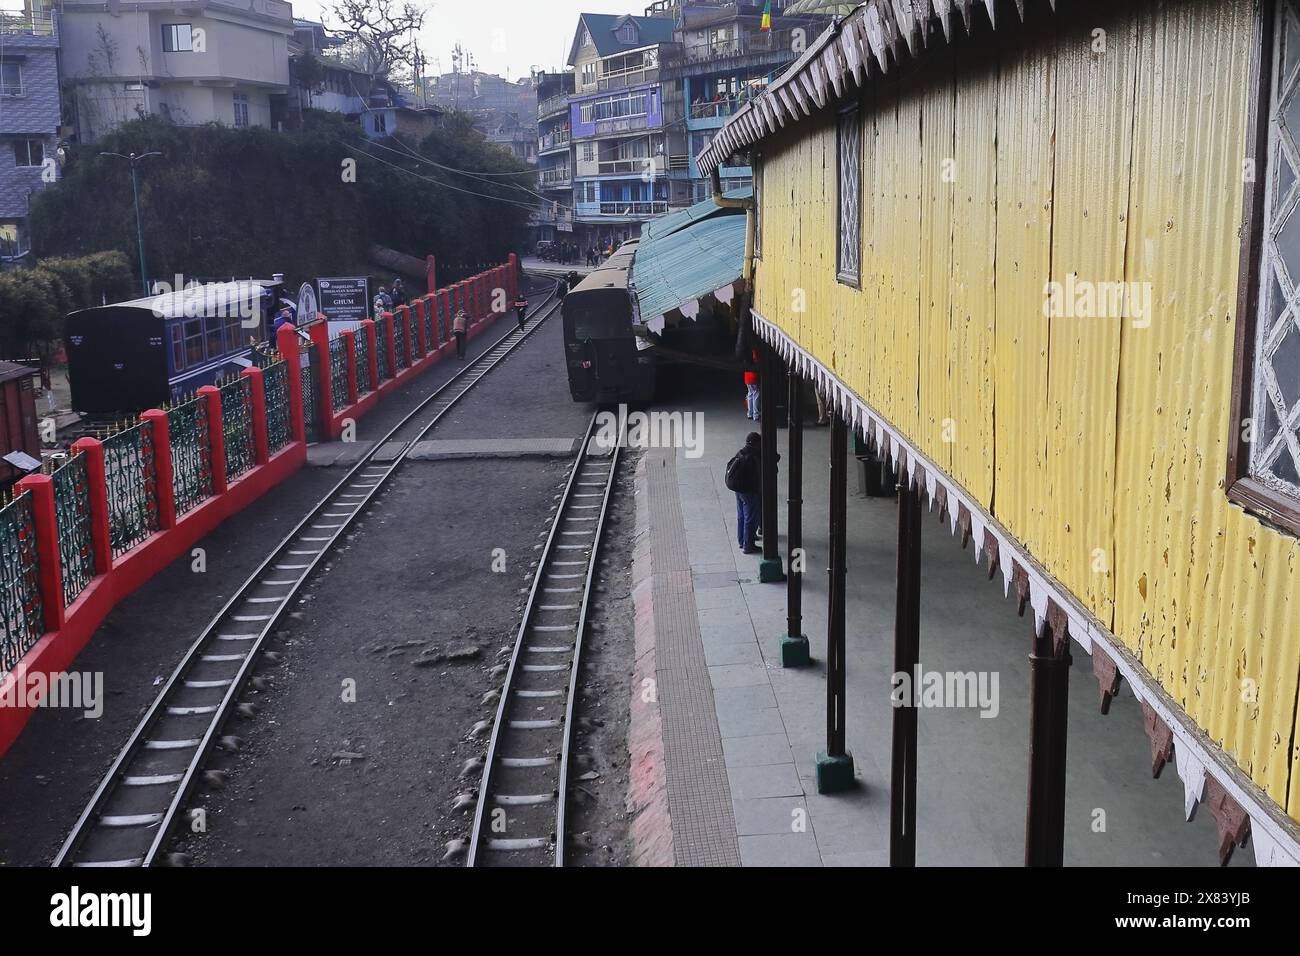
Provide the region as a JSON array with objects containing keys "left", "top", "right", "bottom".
[
  {"left": 467, "top": 411, "right": 619, "bottom": 867},
  {"left": 53, "top": 283, "right": 562, "bottom": 868}
]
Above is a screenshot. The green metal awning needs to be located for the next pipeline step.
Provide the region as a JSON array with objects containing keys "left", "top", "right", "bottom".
[{"left": 632, "top": 189, "right": 750, "bottom": 328}]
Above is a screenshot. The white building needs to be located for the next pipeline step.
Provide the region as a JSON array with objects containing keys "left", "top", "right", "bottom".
[{"left": 59, "top": 0, "right": 294, "bottom": 141}]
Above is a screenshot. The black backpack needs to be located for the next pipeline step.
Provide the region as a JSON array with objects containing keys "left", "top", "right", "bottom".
[{"left": 724, "top": 450, "right": 751, "bottom": 492}]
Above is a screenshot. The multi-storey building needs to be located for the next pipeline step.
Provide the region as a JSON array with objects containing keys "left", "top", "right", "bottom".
[
  {"left": 535, "top": 70, "right": 574, "bottom": 243},
  {"left": 669, "top": 0, "right": 828, "bottom": 202},
  {"left": 0, "top": 2, "right": 62, "bottom": 263},
  {"left": 59, "top": 0, "right": 295, "bottom": 142},
  {"left": 566, "top": 9, "right": 677, "bottom": 250}
]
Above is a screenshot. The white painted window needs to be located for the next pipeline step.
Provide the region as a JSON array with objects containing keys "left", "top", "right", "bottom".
[
  {"left": 1, "top": 61, "right": 22, "bottom": 96},
  {"left": 1251, "top": 0, "right": 1300, "bottom": 498},
  {"left": 161, "top": 23, "right": 193, "bottom": 53},
  {"left": 233, "top": 92, "right": 249, "bottom": 128},
  {"left": 13, "top": 140, "right": 43, "bottom": 167},
  {"left": 836, "top": 106, "right": 861, "bottom": 286}
]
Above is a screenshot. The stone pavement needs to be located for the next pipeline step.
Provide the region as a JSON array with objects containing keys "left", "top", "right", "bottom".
[{"left": 638, "top": 379, "right": 1249, "bottom": 867}]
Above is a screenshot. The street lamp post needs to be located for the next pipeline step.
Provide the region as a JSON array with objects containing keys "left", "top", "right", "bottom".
[{"left": 100, "top": 151, "right": 162, "bottom": 295}]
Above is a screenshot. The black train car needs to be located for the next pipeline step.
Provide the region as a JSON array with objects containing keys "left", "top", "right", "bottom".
[{"left": 561, "top": 242, "right": 655, "bottom": 403}]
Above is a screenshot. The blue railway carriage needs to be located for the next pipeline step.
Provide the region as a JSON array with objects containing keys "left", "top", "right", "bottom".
[{"left": 66, "top": 280, "right": 280, "bottom": 415}]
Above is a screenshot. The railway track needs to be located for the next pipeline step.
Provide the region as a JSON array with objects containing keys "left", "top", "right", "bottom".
[
  {"left": 53, "top": 283, "right": 562, "bottom": 868},
  {"left": 467, "top": 411, "right": 620, "bottom": 867}
]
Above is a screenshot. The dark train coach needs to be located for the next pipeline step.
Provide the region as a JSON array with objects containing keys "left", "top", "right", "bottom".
[
  {"left": 66, "top": 279, "right": 282, "bottom": 415},
  {"left": 562, "top": 242, "right": 655, "bottom": 404}
]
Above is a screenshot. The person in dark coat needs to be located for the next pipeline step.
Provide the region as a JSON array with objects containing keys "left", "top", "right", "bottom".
[{"left": 729, "top": 432, "right": 763, "bottom": 554}]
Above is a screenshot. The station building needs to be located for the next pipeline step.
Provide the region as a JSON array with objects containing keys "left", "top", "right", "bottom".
[{"left": 697, "top": 0, "right": 1300, "bottom": 863}]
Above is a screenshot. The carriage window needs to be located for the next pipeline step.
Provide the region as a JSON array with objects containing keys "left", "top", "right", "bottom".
[
  {"left": 184, "top": 319, "right": 204, "bottom": 365},
  {"left": 171, "top": 324, "right": 185, "bottom": 371},
  {"left": 225, "top": 312, "right": 246, "bottom": 352},
  {"left": 204, "top": 315, "right": 225, "bottom": 357}
]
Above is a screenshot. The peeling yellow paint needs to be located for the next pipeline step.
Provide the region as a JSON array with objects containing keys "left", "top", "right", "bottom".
[{"left": 752, "top": 0, "right": 1300, "bottom": 821}]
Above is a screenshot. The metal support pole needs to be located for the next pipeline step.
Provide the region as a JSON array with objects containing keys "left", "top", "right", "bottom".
[
  {"left": 815, "top": 413, "right": 853, "bottom": 791},
  {"left": 130, "top": 163, "right": 149, "bottom": 296},
  {"left": 890, "top": 473, "right": 921, "bottom": 866},
  {"left": 758, "top": 339, "right": 784, "bottom": 582},
  {"left": 1025, "top": 618, "right": 1072, "bottom": 866},
  {"left": 781, "top": 371, "right": 809, "bottom": 666}
]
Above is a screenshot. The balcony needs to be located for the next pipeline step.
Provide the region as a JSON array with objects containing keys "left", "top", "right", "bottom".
[
  {"left": 540, "top": 166, "right": 572, "bottom": 188},
  {"left": 663, "top": 29, "right": 800, "bottom": 78},
  {"left": 0, "top": 10, "right": 57, "bottom": 37},
  {"left": 538, "top": 129, "right": 571, "bottom": 154},
  {"left": 576, "top": 200, "right": 669, "bottom": 220},
  {"left": 538, "top": 92, "right": 569, "bottom": 120}
]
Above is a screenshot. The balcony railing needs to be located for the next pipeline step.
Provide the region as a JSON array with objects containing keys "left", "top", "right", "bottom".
[
  {"left": 596, "top": 67, "right": 660, "bottom": 93},
  {"left": 0, "top": 10, "right": 57, "bottom": 37},
  {"left": 539, "top": 129, "right": 571, "bottom": 152},
  {"left": 576, "top": 200, "right": 668, "bottom": 218},
  {"left": 540, "top": 167, "right": 572, "bottom": 187},
  {"left": 690, "top": 98, "right": 743, "bottom": 120},
  {"left": 538, "top": 92, "right": 569, "bottom": 119}
]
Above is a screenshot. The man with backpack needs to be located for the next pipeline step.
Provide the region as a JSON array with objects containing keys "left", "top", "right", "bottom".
[
  {"left": 452, "top": 308, "right": 469, "bottom": 360},
  {"left": 725, "top": 432, "right": 763, "bottom": 554}
]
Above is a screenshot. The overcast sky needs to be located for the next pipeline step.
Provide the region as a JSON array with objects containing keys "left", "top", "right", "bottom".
[{"left": 298, "top": 0, "right": 648, "bottom": 80}]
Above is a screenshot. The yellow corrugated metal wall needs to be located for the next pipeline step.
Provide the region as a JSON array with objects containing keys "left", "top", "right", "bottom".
[{"left": 754, "top": 0, "right": 1300, "bottom": 820}]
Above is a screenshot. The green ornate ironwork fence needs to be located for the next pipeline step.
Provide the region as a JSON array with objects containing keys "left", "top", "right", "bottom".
[
  {"left": 169, "top": 395, "right": 213, "bottom": 516},
  {"left": 355, "top": 331, "right": 372, "bottom": 394},
  {"left": 408, "top": 307, "right": 420, "bottom": 359},
  {"left": 301, "top": 341, "right": 320, "bottom": 443},
  {"left": 51, "top": 452, "right": 96, "bottom": 608},
  {"left": 0, "top": 491, "right": 44, "bottom": 675},
  {"left": 425, "top": 301, "right": 436, "bottom": 350},
  {"left": 329, "top": 336, "right": 348, "bottom": 411},
  {"left": 437, "top": 299, "right": 447, "bottom": 343},
  {"left": 220, "top": 376, "right": 255, "bottom": 481},
  {"left": 262, "top": 358, "right": 291, "bottom": 454},
  {"left": 393, "top": 313, "right": 408, "bottom": 370},
  {"left": 103, "top": 420, "right": 158, "bottom": 558},
  {"left": 376, "top": 316, "right": 392, "bottom": 382}
]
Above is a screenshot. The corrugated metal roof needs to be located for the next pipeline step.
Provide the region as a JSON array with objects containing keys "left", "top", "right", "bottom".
[
  {"left": 641, "top": 187, "right": 752, "bottom": 242},
  {"left": 631, "top": 192, "right": 749, "bottom": 322}
]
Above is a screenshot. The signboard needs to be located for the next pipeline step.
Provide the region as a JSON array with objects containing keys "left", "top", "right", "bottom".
[
  {"left": 317, "top": 276, "right": 370, "bottom": 324},
  {"left": 297, "top": 282, "right": 319, "bottom": 323}
]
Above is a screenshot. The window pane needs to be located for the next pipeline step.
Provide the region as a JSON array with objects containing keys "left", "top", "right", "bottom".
[
  {"left": 837, "top": 108, "right": 861, "bottom": 284},
  {"left": 185, "top": 319, "right": 204, "bottom": 364}
]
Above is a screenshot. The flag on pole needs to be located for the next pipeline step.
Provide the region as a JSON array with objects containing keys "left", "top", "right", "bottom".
[{"left": 761, "top": 0, "right": 772, "bottom": 30}]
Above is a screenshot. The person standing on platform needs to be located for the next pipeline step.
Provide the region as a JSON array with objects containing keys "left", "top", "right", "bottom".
[
  {"left": 391, "top": 277, "right": 407, "bottom": 309},
  {"left": 744, "top": 348, "right": 761, "bottom": 421},
  {"left": 452, "top": 308, "right": 469, "bottom": 360},
  {"left": 725, "top": 432, "right": 763, "bottom": 554}
]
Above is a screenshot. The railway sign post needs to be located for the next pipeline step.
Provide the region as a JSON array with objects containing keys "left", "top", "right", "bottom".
[{"left": 317, "top": 276, "right": 370, "bottom": 327}]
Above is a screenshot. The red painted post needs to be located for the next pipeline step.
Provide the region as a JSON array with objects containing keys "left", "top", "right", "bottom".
[
  {"left": 17, "top": 473, "right": 64, "bottom": 632},
  {"left": 382, "top": 311, "right": 398, "bottom": 379},
  {"left": 72, "top": 437, "right": 112, "bottom": 576},
  {"left": 508, "top": 253, "right": 519, "bottom": 298},
  {"left": 426, "top": 254, "right": 437, "bottom": 295},
  {"left": 361, "top": 319, "right": 379, "bottom": 391},
  {"left": 479, "top": 273, "right": 488, "bottom": 319},
  {"left": 456, "top": 282, "right": 466, "bottom": 318},
  {"left": 341, "top": 329, "right": 359, "bottom": 403},
  {"left": 277, "top": 325, "right": 305, "bottom": 445},
  {"left": 413, "top": 299, "right": 427, "bottom": 359},
  {"left": 198, "top": 385, "right": 228, "bottom": 496},
  {"left": 308, "top": 322, "right": 335, "bottom": 438},
  {"left": 397, "top": 305, "right": 414, "bottom": 366},
  {"left": 141, "top": 408, "right": 176, "bottom": 530},
  {"left": 437, "top": 291, "right": 450, "bottom": 346},
  {"left": 241, "top": 366, "right": 269, "bottom": 465}
]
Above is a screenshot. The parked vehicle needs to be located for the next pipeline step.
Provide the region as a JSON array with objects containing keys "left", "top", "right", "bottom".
[
  {"left": 561, "top": 242, "right": 654, "bottom": 403},
  {"left": 66, "top": 279, "right": 282, "bottom": 415}
]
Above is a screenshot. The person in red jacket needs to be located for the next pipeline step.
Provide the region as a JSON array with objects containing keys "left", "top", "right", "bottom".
[{"left": 744, "top": 348, "right": 760, "bottom": 421}]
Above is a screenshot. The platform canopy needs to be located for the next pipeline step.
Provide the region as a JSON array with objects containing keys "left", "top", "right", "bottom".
[{"left": 632, "top": 187, "right": 751, "bottom": 330}]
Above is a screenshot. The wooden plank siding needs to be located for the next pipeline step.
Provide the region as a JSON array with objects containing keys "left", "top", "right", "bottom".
[{"left": 752, "top": 0, "right": 1300, "bottom": 820}]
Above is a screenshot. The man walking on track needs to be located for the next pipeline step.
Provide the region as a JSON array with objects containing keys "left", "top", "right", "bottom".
[
  {"left": 725, "top": 432, "right": 763, "bottom": 554},
  {"left": 453, "top": 308, "right": 469, "bottom": 361}
]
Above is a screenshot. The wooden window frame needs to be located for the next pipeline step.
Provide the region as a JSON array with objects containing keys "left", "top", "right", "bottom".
[
  {"left": 835, "top": 104, "right": 862, "bottom": 289},
  {"left": 753, "top": 152, "right": 763, "bottom": 261},
  {"left": 1229, "top": 0, "right": 1300, "bottom": 536}
]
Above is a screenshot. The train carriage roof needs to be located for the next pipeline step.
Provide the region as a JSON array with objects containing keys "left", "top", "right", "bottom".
[{"left": 70, "top": 280, "right": 276, "bottom": 321}]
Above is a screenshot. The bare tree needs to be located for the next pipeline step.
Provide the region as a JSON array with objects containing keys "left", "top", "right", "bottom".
[{"left": 329, "top": 0, "right": 428, "bottom": 83}]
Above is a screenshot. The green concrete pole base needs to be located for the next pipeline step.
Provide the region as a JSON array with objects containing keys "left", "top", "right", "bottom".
[
  {"left": 759, "top": 557, "right": 786, "bottom": 583},
  {"left": 815, "top": 750, "right": 856, "bottom": 794},
  {"left": 779, "top": 634, "right": 810, "bottom": 668}
]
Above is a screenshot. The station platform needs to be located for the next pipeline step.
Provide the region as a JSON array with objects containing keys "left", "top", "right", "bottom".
[{"left": 633, "top": 377, "right": 1249, "bottom": 867}]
